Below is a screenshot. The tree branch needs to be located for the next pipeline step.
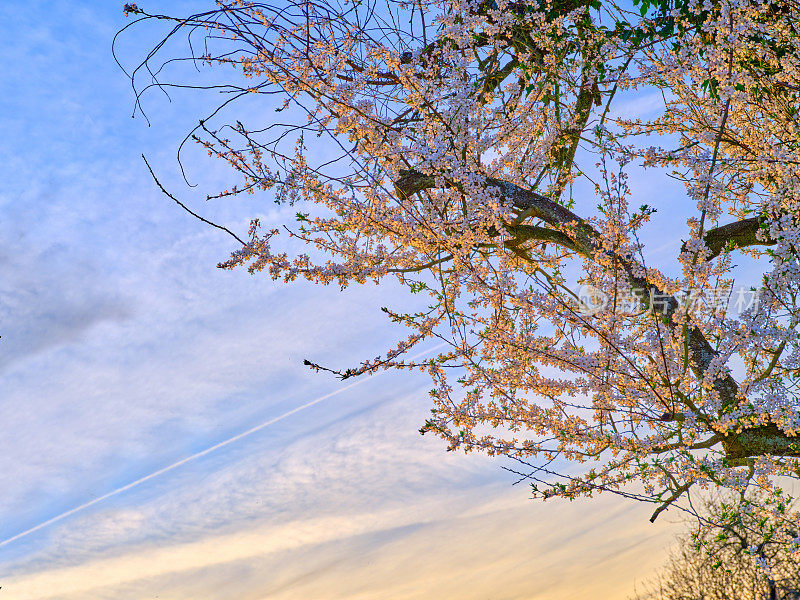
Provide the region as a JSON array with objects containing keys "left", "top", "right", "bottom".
[
  {"left": 505, "top": 223, "right": 580, "bottom": 252},
  {"left": 682, "top": 216, "right": 776, "bottom": 260},
  {"left": 723, "top": 423, "right": 800, "bottom": 459},
  {"left": 650, "top": 481, "right": 692, "bottom": 522},
  {"left": 142, "top": 155, "right": 247, "bottom": 246}
]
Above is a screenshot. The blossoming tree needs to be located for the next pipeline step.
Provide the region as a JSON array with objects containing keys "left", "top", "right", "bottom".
[
  {"left": 633, "top": 493, "right": 800, "bottom": 599},
  {"left": 119, "top": 0, "right": 800, "bottom": 533}
]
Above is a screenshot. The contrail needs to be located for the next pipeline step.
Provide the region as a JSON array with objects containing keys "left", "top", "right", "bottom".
[{"left": 0, "top": 342, "right": 447, "bottom": 549}]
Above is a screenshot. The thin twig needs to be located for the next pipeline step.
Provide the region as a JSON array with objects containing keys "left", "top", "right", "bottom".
[{"left": 142, "top": 154, "right": 246, "bottom": 245}]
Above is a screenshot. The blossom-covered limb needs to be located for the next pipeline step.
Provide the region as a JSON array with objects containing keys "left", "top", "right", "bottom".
[{"left": 686, "top": 216, "right": 777, "bottom": 261}]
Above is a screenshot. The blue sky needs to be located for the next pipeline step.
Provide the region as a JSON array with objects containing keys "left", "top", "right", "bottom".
[{"left": 0, "top": 2, "right": 685, "bottom": 598}]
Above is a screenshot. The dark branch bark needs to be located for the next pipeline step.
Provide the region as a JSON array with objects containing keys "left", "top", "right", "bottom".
[
  {"left": 505, "top": 223, "right": 580, "bottom": 252},
  {"left": 682, "top": 216, "right": 776, "bottom": 260},
  {"left": 394, "top": 169, "right": 435, "bottom": 198},
  {"left": 723, "top": 423, "right": 800, "bottom": 460}
]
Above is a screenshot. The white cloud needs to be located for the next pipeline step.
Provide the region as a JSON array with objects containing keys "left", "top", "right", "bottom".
[
  {"left": 3, "top": 484, "right": 676, "bottom": 600},
  {"left": 1, "top": 381, "right": 679, "bottom": 599}
]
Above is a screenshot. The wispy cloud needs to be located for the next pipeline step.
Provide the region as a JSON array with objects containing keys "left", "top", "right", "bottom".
[
  {"left": 0, "top": 342, "right": 446, "bottom": 550},
  {"left": 3, "top": 480, "right": 674, "bottom": 600},
  {"left": 2, "top": 381, "right": 676, "bottom": 600},
  {"left": 0, "top": 240, "right": 134, "bottom": 372}
]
